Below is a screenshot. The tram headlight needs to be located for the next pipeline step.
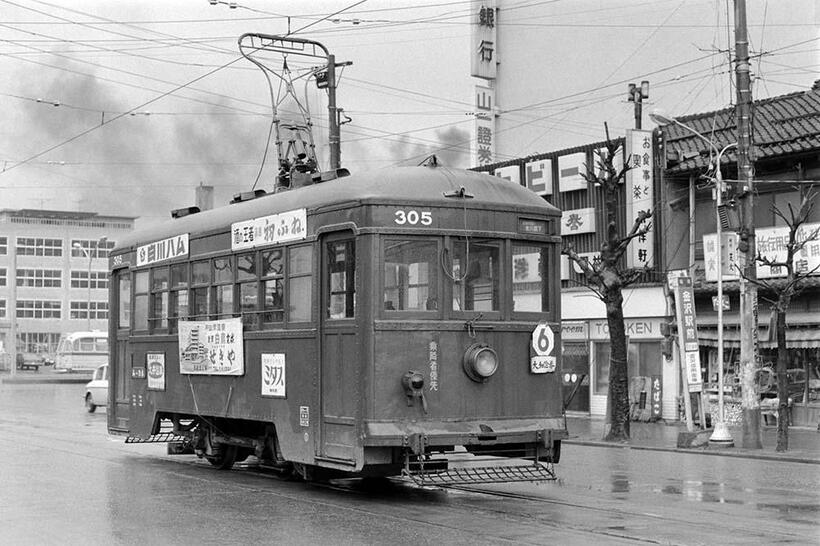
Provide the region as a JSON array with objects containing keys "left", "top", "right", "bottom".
[{"left": 462, "top": 344, "right": 499, "bottom": 383}]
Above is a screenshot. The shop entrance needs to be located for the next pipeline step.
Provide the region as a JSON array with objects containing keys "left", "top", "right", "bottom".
[{"left": 562, "top": 342, "right": 590, "bottom": 412}]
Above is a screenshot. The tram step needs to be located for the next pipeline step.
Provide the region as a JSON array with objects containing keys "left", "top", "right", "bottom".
[{"left": 403, "top": 461, "right": 557, "bottom": 486}]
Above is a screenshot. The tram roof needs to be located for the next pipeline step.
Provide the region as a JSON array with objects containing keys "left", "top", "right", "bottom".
[{"left": 115, "top": 166, "right": 560, "bottom": 251}]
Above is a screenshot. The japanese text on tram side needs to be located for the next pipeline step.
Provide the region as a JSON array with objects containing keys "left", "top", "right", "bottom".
[
  {"left": 136, "top": 234, "right": 189, "bottom": 267},
  {"left": 231, "top": 208, "right": 307, "bottom": 251}
]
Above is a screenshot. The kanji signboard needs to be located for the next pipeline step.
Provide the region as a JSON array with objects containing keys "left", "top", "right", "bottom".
[{"left": 178, "top": 318, "right": 244, "bottom": 375}]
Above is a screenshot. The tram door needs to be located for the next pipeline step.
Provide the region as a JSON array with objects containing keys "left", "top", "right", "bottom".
[
  {"left": 109, "top": 269, "right": 132, "bottom": 433},
  {"left": 318, "top": 235, "right": 360, "bottom": 464}
]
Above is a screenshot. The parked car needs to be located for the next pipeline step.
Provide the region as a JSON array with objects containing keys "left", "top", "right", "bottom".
[
  {"left": 84, "top": 365, "right": 108, "bottom": 413},
  {"left": 16, "top": 352, "right": 44, "bottom": 371}
]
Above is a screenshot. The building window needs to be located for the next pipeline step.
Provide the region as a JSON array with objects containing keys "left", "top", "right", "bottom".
[
  {"left": 20, "top": 332, "right": 61, "bottom": 354},
  {"left": 16, "top": 268, "right": 62, "bottom": 288},
  {"left": 0, "top": 268, "right": 5, "bottom": 287},
  {"left": 70, "top": 271, "right": 108, "bottom": 289},
  {"left": 16, "top": 237, "right": 63, "bottom": 257},
  {"left": 0, "top": 236, "right": 6, "bottom": 255},
  {"left": 16, "top": 300, "right": 61, "bottom": 318},
  {"left": 70, "top": 301, "right": 109, "bottom": 320},
  {"left": 0, "top": 299, "right": 5, "bottom": 319},
  {"left": 594, "top": 341, "right": 662, "bottom": 395},
  {"left": 71, "top": 239, "right": 115, "bottom": 259}
]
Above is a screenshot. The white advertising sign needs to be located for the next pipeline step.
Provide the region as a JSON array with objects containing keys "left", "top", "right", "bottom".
[
  {"left": 178, "top": 318, "right": 244, "bottom": 375},
  {"left": 494, "top": 165, "right": 520, "bottom": 185},
  {"left": 136, "top": 234, "right": 189, "bottom": 267},
  {"left": 625, "top": 129, "right": 655, "bottom": 268},
  {"left": 261, "top": 353, "right": 286, "bottom": 397},
  {"left": 561, "top": 208, "right": 596, "bottom": 235},
  {"left": 524, "top": 158, "right": 553, "bottom": 195},
  {"left": 530, "top": 322, "right": 557, "bottom": 373},
  {"left": 558, "top": 152, "right": 587, "bottom": 192},
  {"left": 756, "top": 223, "right": 820, "bottom": 279},
  {"left": 231, "top": 208, "right": 307, "bottom": 251},
  {"left": 703, "top": 232, "right": 740, "bottom": 281},
  {"left": 146, "top": 352, "right": 165, "bottom": 391}
]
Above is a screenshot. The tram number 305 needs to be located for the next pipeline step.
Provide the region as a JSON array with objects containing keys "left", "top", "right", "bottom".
[{"left": 394, "top": 209, "right": 433, "bottom": 226}]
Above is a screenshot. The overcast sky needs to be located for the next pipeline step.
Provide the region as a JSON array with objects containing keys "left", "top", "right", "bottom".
[{"left": 0, "top": 0, "right": 816, "bottom": 224}]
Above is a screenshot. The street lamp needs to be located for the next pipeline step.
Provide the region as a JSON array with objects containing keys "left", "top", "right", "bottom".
[
  {"left": 73, "top": 237, "right": 107, "bottom": 331},
  {"left": 650, "top": 108, "right": 735, "bottom": 447}
]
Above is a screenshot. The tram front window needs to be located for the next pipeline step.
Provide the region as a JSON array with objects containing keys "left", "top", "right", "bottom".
[
  {"left": 452, "top": 239, "right": 499, "bottom": 312},
  {"left": 383, "top": 239, "right": 438, "bottom": 312},
  {"left": 512, "top": 243, "right": 549, "bottom": 312}
]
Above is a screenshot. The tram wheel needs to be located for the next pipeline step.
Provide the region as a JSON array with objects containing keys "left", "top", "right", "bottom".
[
  {"left": 206, "top": 444, "right": 238, "bottom": 470},
  {"left": 85, "top": 394, "right": 97, "bottom": 413}
]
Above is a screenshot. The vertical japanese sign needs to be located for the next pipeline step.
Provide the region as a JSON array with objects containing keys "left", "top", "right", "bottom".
[
  {"left": 625, "top": 129, "right": 655, "bottom": 268},
  {"left": 651, "top": 374, "right": 662, "bottom": 419},
  {"left": 178, "top": 318, "right": 244, "bottom": 375},
  {"left": 474, "top": 85, "right": 495, "bottom": 166},
  {"left": 261, "top": 353, "right": 286, "bottom": 397},
  {"left": 673, "top": 276, "right": 702, "bottom": 392},
  {"left": 470, "top": 1, "right": 496, "bottom": 80},
  {"left": 702, "top": 232, "right": 740, "bottom": 281},
  {"left": 525, "top": 158, "right": 552, "bottom": 195}
]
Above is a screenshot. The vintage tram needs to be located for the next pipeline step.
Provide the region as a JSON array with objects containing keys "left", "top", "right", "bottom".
[{"left": 107, "top": 164, "right": 566, "bottom": 484}]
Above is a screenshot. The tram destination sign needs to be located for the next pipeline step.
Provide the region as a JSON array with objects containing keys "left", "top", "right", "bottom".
[{"left": 231, "top": 208, "right": 307, "bottom": 251}]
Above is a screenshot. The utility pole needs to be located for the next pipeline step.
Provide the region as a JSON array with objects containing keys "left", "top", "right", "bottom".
[{"left": 734, "top": 0, "right": 762, "bottom": 449}]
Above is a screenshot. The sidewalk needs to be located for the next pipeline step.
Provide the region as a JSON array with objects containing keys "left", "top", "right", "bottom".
[
  {"left": 0, "top": 367, "right": 91, "bottom": 384},
  {"left": 565, "top": 415, "right": 820, "bottom": 464}
]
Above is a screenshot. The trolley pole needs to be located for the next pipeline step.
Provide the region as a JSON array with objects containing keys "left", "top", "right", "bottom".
[{"left": 734, "top": 0, "right": 762, "bottom": 449}]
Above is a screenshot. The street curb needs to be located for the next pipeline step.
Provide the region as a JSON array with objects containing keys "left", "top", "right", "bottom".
[
  {"left": 1, "top": 376, "right": 90, "bottom": 385},
  {"left": 564, "top": 438, "right": 820, "bottom": 465}
]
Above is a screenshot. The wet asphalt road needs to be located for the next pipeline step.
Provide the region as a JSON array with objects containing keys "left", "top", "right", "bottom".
[{"left": 1, "top": 382, "right": 818, "bottom": 545}]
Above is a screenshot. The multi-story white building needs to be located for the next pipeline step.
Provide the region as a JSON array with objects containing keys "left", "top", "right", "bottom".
[{"left": 0, "top": 209, "right": 135, "bottom": 357}]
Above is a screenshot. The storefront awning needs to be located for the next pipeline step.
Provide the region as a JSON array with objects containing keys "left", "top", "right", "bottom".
[{"left": 698, "top": 327, "right": 820, "bottom": 349}]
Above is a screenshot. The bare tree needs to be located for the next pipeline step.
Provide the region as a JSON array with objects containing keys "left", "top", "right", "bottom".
[
  {"left": 562, "top": 131, "right": 652, "bottom": 442},
  {"left": 747, "top": 187, "right": 819, "bottom": 451}
]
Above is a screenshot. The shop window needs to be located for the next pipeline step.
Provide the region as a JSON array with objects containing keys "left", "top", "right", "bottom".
[{"left": 594, "top": 341, "right": 662, "bottom": 395}]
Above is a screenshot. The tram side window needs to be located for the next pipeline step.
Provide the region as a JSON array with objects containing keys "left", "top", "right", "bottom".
[
  {"left": 383, "top": 239, "right": 438, "bottom": 312},
  {"left": 169, "top": 263, "right": 188, "bottom": 332},
  {"left": 134, "top": 270, "right": 149, "bottom": 331},
  {"left": 327, "top": 240, "right": 355, "bottom": 319},
  {"left": 118, "top": 272, "right": 131, "bottom": 329},
  {"left": 151, "top": 266, "right": 169, "bottom": 331},
  {"left": 213, "top": 257, "right": 234, "bottom": 319},
  {"left": 452, "top": 239, "right": 499, "bottom": 312},
  {"left": 191, "top": 260, "right": 211, "bottom": 321},
  {"left": 288, "top": 245, "right": 312, "bottom": 322},
  {"left": 262, "top": 249, "right": 284, "bottom": 324},
  {"left": 237, "top": 252, "right": 258, "bottom": 329},
  {"left": 512, "top": 243, "right": 550, "bottom": 312}
]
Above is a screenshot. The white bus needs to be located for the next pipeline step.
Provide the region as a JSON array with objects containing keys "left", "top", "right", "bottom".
[{"left": 55, "top": 331, "right": 108, "bottom": 372}]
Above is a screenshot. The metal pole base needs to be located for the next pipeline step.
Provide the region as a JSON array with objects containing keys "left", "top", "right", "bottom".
[{"left": 709, "top": 421, "right": 735, "bottom": 447}]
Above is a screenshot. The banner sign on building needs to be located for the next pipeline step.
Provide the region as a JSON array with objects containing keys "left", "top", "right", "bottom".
[
  {"left": 561, "top": 207, "right": 596, "bottom": 235},
  {"left": 470, "top": 1, "right": 497, "bottom": 80},
  {"left": 558, "top": 152, "right": 587, "bottom": 192},
  {"left": 494, "top": 165, "right": 520, "bottom": 185},
  {"left": 625, "top": 129, "right": 655, "bottom": 268},
  {"left": 673, "top": 276, "right": 702, "bottom": 392},
  {"left": 525, "top": 158, "right": 552, "bottom": 195},
  {"left": 178, "top": 318, "right": 244, "bottom": 375},
  {"left": 231, "top": 208, "right": 307, "bottom": 251},
  {"left": 137, "top": 233, "right": 189, "bottom": 267},
  {"left": 756, "top": 222, "right": 820, "bottom": 279},
  {"left": 474, "top": 85, "right": 495, "bottom": 166},
  {"left": 703, "top": 232, "right": 740, "bottom": 281}
]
